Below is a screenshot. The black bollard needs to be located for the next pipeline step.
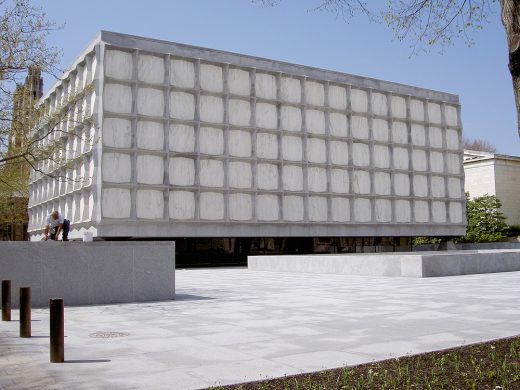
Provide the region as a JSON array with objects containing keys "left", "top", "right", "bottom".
[
  {"left": 19, "top": 287, "right": 31, "bottom": 337},
  {"left": 49, "top": 298, "right": 64, "bottom": 363},
  {"left": 1, "top": 280, "right": 11, "bottom": 321}
]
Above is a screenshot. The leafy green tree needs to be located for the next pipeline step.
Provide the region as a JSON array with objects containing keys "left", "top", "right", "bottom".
[{"left": 460, "top": 193, "right": 508, "bottom": 242}]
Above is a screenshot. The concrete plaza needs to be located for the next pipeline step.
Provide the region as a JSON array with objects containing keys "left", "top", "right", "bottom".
[{"left": 1, "top": 267, "right": 519, "bottom": 389}]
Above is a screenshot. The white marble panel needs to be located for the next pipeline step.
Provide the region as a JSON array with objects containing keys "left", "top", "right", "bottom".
[
  {"left": 428, "top": 102, "right": 442, "bottom": 124},
  {"left": 328, "top": 85, "right": 347, "bottom": 110},
  {"left": 104, "top": 84, "right": 132, "bottom": 113},
  {"left": 308, "top": 196, "right": 327, "bottom": 221},
  {"left": 354, "top": 198, "right": 371, "bottom": 222},
  {"left": 306, "top": 109, "right": 325, "bottom": 134},
  {"left": 137, "top": 155, "right": 164, "bottom": 185},
  {"left": 228, "top": 99, "right": 251, "bottom": 126},
  {"left": 431, "top": 176, "right": 445, "bottom": 198},
  {"left": 394, "top": 173, "right": 410, "bottom": 196},
  {"left": 449, "top": 202, "right": 463, "bottom": 223},
  {"left": 411, "top": 124, "right": 426, "bottom": 146},
  {"left": 103, "top": 118, "right": 132, "bottom": 148},
  {"left": 351, "top": 89, "right": 367, "bottom": 112},
  {"left": 331, "top": 169, "right": 349, "bottom": 193},
  {"left": 373, "top": 119, "right": 389, "bottom": 142},
  {"left": 430, "top": 151, "right": 444, "bottom": 173},
  {"left": 429, "top": 127, "right": 443, "bottom": 148},
  {"left": 229, "top": 130, "right": 251, "bottom": 157},
  {"left": 332, "top": 198, "right": 350, "bottom": 222},
  {"left": 200, "top": 159, "right": 224, "bottom": 187},
  {"left": 200, "top": 95, "right": 224, "bottom": 123},
  {"left": 200, "top": 64, "right": 223, "bottom": 92},
  {"left": 256, "top": 102, "right": 278, "bottom": 129},
  {"left": 102, "top": 153, "right": 131, "bottom": 183},
  {"left": 392, "top": 121, "right": 408, "bottom": 144},
  {"left": 353, "top": 170, "right": 370, "bottom": 194},
  {"left": 445, "top": 105, "right": 459, "bottom": 127},
  {"left": 432, "top": 201, "right": 446, "bottom": 223},
  {"left": 395, "top": 200, "right": 411, "bottom": 222},
  {"left": 257, "top": 194, "right": 279, "bottom": 221},
  {"left": 446, "top": 129, "right": 459, "bottom": 150},
  {"left": 410, "top": 99, "right": 424, "bottom": 121},
  {"left": 169, "top": 91, "right": 195, "bottom": 120},
  {"left": 374, "top": 172, "right": 391, "bottom": 195},
  {"left": 447, "top": 153, "right": 461, "bottom": 174},
  {"left": 282, "top": 165, "right": 303, "bottom": 191},
  {"left": 200, "top": 127, "right": 224, "bottom": 155},
  {"left": 281, "top": 106, "right": 302, "bottom": 132},
  {"left": 137, "top": 121, "right": 164, "bottom": 150},
  {"left": 229, "top": 193, "right": 252, "bottom": 221},
  {"left": 138, "top": 54, "right": 164, "bottom": 84},
  {"left": 413, "top": 175, "right": 428, "bottom": 197},
  {"left": 448, "top": 177, "right": 462, "bottom": 198},
  {"left": 329, "top": 113, "right": 348, "bottom": 137},
  {"left": 412, "top": 149, "right": 427, "bottom": 171},
  {"left": 169, "top": 157, "right": 195, "bottom": 186},
  {"left": 282, "top": 136, "right": 302, "bottom": 161},
  {"left": 170, "top": 59, "right": 195, "bottom": 89},
  {"left": 391, "top": 95, "right": 406, "bottom": 119},
  {"left": 102, "top": 188, "right": 131, "bottom": 218},
  {"left": 169, "top": 124, "right": 195, "bottom": 153},
  {"left": 256, "top": 73, "right": 277, "bottom": 100},
  {"left": 169, "top": 191, "right": 195, "bottom": 220},
  {"left": 414, "top": 201, "right": 429, "bottom": 222},
  {"left": 280, "top": 77, "right": 301, "bottom": 103},
  {"left": 228, "top": 68, "right": 250, "bottom": 96},
  {"left": 371, "top": 92, "right": 388, "bottom": 116},
  {"left": 330, "top": 141, "right": 348, "bottom": 165},
  {"left": 393, "top": 147, "right": 409, "bottom": 170},
  {"left": 283, "top": 195, "right": 304, "bottom": 221},
  {"left": 307, "top": 138, "right": 326, "bottom": 163},
  {"left": 308, "top": 166, "right": 327, "bottom": 192},
  {"left": 229, "top": 161, "right": 252, "bottom": 189},
  {"left": 373, "top": 145, "right": 390, "bottom": 168},
  {"left": 200, "top": 192, "right": 224, "bottom": 220},
  {"left": 104, "top": 50, "right": 133, "bottom": 80},
  {"left": 353, "top": 143, "right": 370, "bottom": 166},
  {"left": 375, "top": 199, "right": 392, "bottom": 222},
  {"left": 256, "top": 133, "right": 278, "bottom": 159},
  {"left": 257, "top": 163, "right": 278, "bottom": 190},
  {"left": 137, "top": 190, "right": 164, "bottom": 219},
  {"left": 305, "top": 81, "right": 325, "bottom": 106}
]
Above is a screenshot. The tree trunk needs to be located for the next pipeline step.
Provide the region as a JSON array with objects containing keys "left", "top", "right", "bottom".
[{"left": 499, "top": 0, "right": 520, "bottom": 138}]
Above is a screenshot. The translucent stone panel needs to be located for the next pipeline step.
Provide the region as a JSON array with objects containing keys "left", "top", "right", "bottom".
[
  {"left": 102, "top": 153, "right": 131, "bottom": 183},
  {"left": 330, "top": 141, "right": 348, "bottom": 165},
  {"left": 200, "top": 95, "right": 224, "bottom": 123},
  {"left": 256, "top": 73, "right": 277, "bottom": 100},
  {"left": 411, "top": 124, "right": 426, "bottom": 146},
  {"left": 412, "top": 150, "right": 427, "bottom": 171},
  {"left": 329, "top": 113, "right": 348, "bottom": 137},
  {"left": 102, "top": 188, "right": 131, "bottom": 218},
  {"left": 256, "top": 133, "right": 278, "bottom": 159},
  {"left": 428, "top": 102, "right": 442, "bottom": 124},
  {"left": 432, "top": 201, "right": 446, "bottom": 223},
  {"left": 354, "top": 198, "right": 371, "bottom": 222},
  {"left": 449, "top": 202, "right": 463, "bottom": 223},
  {"left": 331, "top": 169, "right": 349, "bottom": 193},
  {"left": 229, "top": 161, "right": 252, "bottom": 189},
  {"left": 257, "top": 163, "right": 278, "bottom": 190},
  {"left": 353, "top": 170, "right": 370, "bottom": 194},
  {"left": 138, "top": 54, "right": 164, "bottom": 84},
  {"left": 414, "top": 201, "right": 429, "bottom": 222},
  {"left": 373, "top": 145, "right": 390, "bottom": 168},
  {"left": 228, "top": 99, "right": 251, "bottom": 126},
  {"left": 353, "top": 143, "right": 370, "bottom": 166},
  {"left": 430, "top": 151, "right": 444, "bottom": 173},
  {"left": 229, "top": 193, "right": 252, "bottom": 221},
  {"left": 307, "top": 138, "right": 326, "bottom": 164},
  {"left": 280, "top": 77, "right": 301, "bottom": 103},
  {"left": 282, "top": 165, "right": 303, "bottom": 191},
  {"left": 431, "top": 176, "right": 445, "bottom": 198},
  {"left": 445, "top": 105, "right": 459, "bottom": 127},
  {"left": 283, "top": 195, "right": 304, "bottom": 221},
  {"left": 282, "top": 136, "right": 302, "bottom": 161},
  {"left": 391, "top": 95, "right": 406, "bottom": 119},
  {"left": 410, "top": 99, "right": 424, "bottom": 121},
  {"left": 446, "top": 153, "right": 460, "bottom": 174},
  {"left": 351, "top": 89, "right": 367, "bottom": 112},
  {"left": 374, "top": 172, "right": 391, "bottom": 195},
  {"left": 351, "top": 116, "right": 369, "bottom": 139},
  {"left": 104, "top": 84, "right": 132, "bottom": 113},
  {"left": 281, "top": 106, "right": 302, "bottom": 132},
  {"left": 257, "top": 194, "right": 279, "bottom": 221},
  {"left": 228, "top": 68, "right": 250, "bottom": 96},
  {"left": 229, "top": 130, "right": 251, "bottom": 157},
  {"left": 137, "top": 190, "right": 164, "bottom": 219},
  {"left": 448, "top": 177, "right": 462, "bottom": 198},
  {"left": 169, "top": 191, "right": 195, "bottom": 220},
  {"left": 200, "top": 159, "right": 224, "bottom": 187},
  {"left": 332, "top": 198, "right": 350, "bottom": 222},
  {"left": 103, "top": 118, "right": 132, "bottom": 148},
  {"left": 375, "top": 199, "right": 392, "bottom": 222},
  {"left": 200, "top": 64, "right": 223, "bottom": 93},
  {"left": 169, "top": 124, "right": 195, "bottom": 153},
  {"left": 373, "top": 119, "right": 389, "bottom": 142},
  {"left": 328, "top": 85, "right": 347, "bottom": 110},
  {"left": 137, "top": 155, "right": 164, "bottom": 185},
  {"left": 305, "top": 81, "right": 324, "bottom": 106},
  {"left": 413, "top": 175, "right": 428, "bottom": 197},
  {"left": 393, "top": 147, "right": 409, "bottom": 170},
  {"left": 200, "top": 127, "right": 224, "bottom": 155},
  {"left": 200, "top": 192, "right": 224, "bottom": 220},
  {"left": 446, "top": 129, "right": 459, "bottom": 150},
  {"left": 137, "top": 121, "right": 164, "bottom": 150},
  {"left": 170, "top": 92, "right": 195, "bottom": 120},
  {"left": 392, "top": 121, "right": 408, "bottom": 144},
  {"left": 429, "top": 127, "right": 443, "bottom": 148},
  {"left": 309, "top": 196, "right": 327, "bottom": 221},
  {"left": 394, "top": 173, "right": 410, "bottom": 196},
  {"left": 170, "top": 59, "right": 195, "bottom": 89},
  {"left": 256, "top": 103, "right": 277, "bottom": 129},
  {"left": 395, "top": 200, "right": 411, "bottom": 222},
  {"left": 308, "top": 166, "right": 327, "bottom": 192},
  {"left": 169, "top": 157, "right": 195, "bottom": 186},
  {"left": 306, "top": 110, "right": 325, "bottom": 134},
  {"left": 371, "top": 92, "right": 387, "bottom": 116},
  {"left": 104, "top": 50, "right": 132, "bottom": 80}
]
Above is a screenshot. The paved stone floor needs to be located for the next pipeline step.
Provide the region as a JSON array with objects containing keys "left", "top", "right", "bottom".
[{"left": 1, "top": 267, "right": 519, "bottom": 389}]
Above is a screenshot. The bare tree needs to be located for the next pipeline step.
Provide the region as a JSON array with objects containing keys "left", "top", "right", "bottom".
[{"left": 462, "top": 136, "right": 497, "bottom": 152}]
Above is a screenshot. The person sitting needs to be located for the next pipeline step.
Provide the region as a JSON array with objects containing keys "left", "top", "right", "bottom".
[{"left": 44, "top": 210, "right": 70, "bottom": 241}]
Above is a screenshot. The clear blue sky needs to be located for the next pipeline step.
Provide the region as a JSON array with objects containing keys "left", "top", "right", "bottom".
[{"left": 35, "top": 0, "right": 519, "bottom": 155}]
